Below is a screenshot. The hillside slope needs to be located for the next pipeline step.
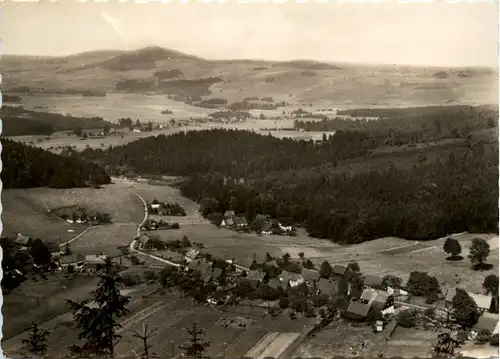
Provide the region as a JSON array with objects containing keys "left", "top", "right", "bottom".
[{"left": 3, "top": 47, "right": 498, "bottom": 107}]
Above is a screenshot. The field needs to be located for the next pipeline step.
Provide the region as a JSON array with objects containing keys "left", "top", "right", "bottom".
[{"left": 2, "top": 273, "right": 99, "bottom": 341}]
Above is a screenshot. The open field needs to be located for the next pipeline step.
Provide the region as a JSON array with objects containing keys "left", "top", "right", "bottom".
[{"left": 2, "top": 273, "right": 99, "bottom": 340}]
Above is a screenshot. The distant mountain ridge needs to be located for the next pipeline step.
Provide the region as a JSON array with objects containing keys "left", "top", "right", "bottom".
[{"left": 3, "top": 46, "right": 498, "bottom": 107}]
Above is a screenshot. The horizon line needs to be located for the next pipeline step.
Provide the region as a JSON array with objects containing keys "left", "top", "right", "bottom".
[{"left": 4, "top": 45, "right": 498, "bottom": 70}]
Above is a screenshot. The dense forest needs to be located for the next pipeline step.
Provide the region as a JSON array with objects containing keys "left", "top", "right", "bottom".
[
  {"left": 1, "top": 139, "right": 111, "bottom": 189},
  {"left": 75, "top": 105, "right": 498, "bottom": 243},
  {"left": 2, "top": 106, "right": 112, "bottom": 136},
  {"left": 295, "top": 105, "right": 498, "bottom": 143}
]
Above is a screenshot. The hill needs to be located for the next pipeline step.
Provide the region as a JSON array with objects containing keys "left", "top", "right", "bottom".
[
  {"left": 3, "top": 46, "right": 498, "bottom": 107},
  {"left": 1, "top": 139, "right": 111, "bottom": 189}
]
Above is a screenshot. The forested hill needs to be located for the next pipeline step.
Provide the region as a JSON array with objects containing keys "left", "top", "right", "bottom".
[
  {"left": 75, "top": 121, "right": 498, "bottom": 243},
  {"left": 1, "top": 139, "right": 111, "bottom": 189},
  {"left": 78, "top": 129, "right": 405, "bottom": 178}
]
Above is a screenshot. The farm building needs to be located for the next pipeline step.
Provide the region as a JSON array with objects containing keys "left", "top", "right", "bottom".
[
  {"left": 234, "top": 255, "right": 259, "bottom": 272},
  {"left": 267, "top": 278, "right": 281, "bottom": 290},
  {"left": 301, "top": 268, "right": 320, "bottom": 282},
  {"left": 137, "top": 234, "right": 155, "bottom": 250},
  {"left": 85, "top": 254, "right": 108, "bottom": 272},
  {"left": 343, "top": 301, "right": 371, "bottom": 320},
  {"left": 60, "top": 253, "right": 85, "bottom": 271},
  {"left": 471, "top": 314, "right": 499, "bottom": 337},
  {"left": 469, "top": 293, "right": 494, "bottom": 313},
  {"left": 14, "top": 233, "right": 33, "bottom": 248},
  {"left": 185, "top": 249, "right": 204, "bottom": 262},
  {"left": 317, "top": 278, "right": 337, "bottom": 296},
  {"left": 332, "top": 265, "right": 347, "bottom": 277},
  {"left": 363, "top": 275, "right": 385, "bottom": 290},
  {"left": 445, "top": 290, "right": 493, "bottom": 313},
  {"left": 233, "top": 216, "right": 248, "bottom": 228}
]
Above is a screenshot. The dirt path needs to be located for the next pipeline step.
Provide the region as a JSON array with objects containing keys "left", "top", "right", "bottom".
[{"left": 245, "top": 332, "right": 301, "bottom": 359}]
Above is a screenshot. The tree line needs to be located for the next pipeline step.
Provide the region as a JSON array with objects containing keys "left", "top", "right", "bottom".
[{"left": 1, "top": 139, "right": 111, "bottom": 189}]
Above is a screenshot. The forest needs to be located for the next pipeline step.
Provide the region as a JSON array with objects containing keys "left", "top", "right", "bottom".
[
  {"left": 74, "top": 105, "right": 498, "bottom": 243},
  {"left": 1, "top": 139, "right": 111, "bottom": 189},
  {"left": 2, "top": 106, "right": 112, "bottom": 136}
]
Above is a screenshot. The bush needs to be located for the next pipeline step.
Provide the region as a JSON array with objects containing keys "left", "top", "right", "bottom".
[
  {"left": 477, "top": 329, "right": 492, "bottom": 343},
  {"left": 397, "top": 309, "right": 418, "bottom": 328},
  {"left": 289, "top": 311, "right": 296, "bottom": 320},
  {"left": 279, "top": 296, "right": 289, "bottom": 309},
  {"left": 305, "top": 306, "right": 316, "bottom": 318},
  {"left": 423, "top": 307, "right": 436, "bottom": 319},
  {"left": 122, "top": 274, "right": 139, "bottom": 286},
  {"left": 144, "top": 270, "right": 157, "bottom": 281},
  {"left": 171, "top": 223, "right": 180, "bottom": 229},
  {"left": 490, "top": 333, "right": 499, "bottom": 346}
]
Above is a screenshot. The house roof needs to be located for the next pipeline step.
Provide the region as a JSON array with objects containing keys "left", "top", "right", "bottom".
[
  {"left": 185, "top": 249, "right": 201, "bottom": 260},
  {"left": 469, "top": 293, "right": 493, "bottom": 310},
  {"left": 247, "top": 270, "right": 266, "bottom": 281},
  {"left": 267, "top": 278, "right": 281, "bottom": 290},
  {"left": 224, "top": 210, "right": 235, "bottom": 218},
  {"left": 279, "top": 271, "right": 291, "bottom": 284},
  {"left": 15, "top": 233, "right": 31, "bottom": 246},
  {"left": 445, "top": 289, "right": 456, "bottom": 303},
  {"left": 212, "top": 267, "right": 223, "bottom": 279},
  {"left": 318, "top": 278, "right": 336, "bottom": 294},
  {"left": 197, "top": 262, "right": 211, "bottom": 275},
  {"left": 238, "top": 256, "right": 256, "bottom": 269},
  {"left": 345, "top": 301, "right": 371, "bottom": 318},
  {"left": 85, "top": 255, "right": 107, "bottom": 264},
  {"left": 332, "top": 265, "right": 347, "bottom": 276},
  {"left": 363, "top": 275, "right": 384, "bottom": 289},
  {"left": 61, "top": 254, "right": 85, "bottom": 265},
  {"left": 361, "top": 288, "right": 378, "bottom": 302},
  {"left": 289, "top": 272, "right": 303, "bottom": 282},
  {"left": 473, "top": 315, "right": 498, "bottom": 332},
  {"left": 188, "top": 260, "right": 202, "bottom": 270},
  {"left": 301, "top": 269, "right": 320, "bottom": 281}
]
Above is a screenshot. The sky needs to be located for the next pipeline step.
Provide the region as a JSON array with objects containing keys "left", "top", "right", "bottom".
[{"left": 2, "top": 1, "right": 499, "bottom": 67}]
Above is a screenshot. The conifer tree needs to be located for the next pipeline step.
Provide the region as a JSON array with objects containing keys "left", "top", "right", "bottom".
[
  {"left": 67, "top": 257, "right": 130, "bottom": 356},
  {"left": 22, "top": 322, "right": 49, "bottom": 357},
  {"left": 179, "top": 323, "right": 211, "bottom": 359}
]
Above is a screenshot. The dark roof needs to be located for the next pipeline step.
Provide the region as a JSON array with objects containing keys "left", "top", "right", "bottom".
[
  {"left": 332, "top": 265, "right": 347, "bottom": 276},
  {"left": 197, "top": 262, "right": 211, "bottom": 275},
  {"left": 212, "top": 267, "right": 223, "bottom": 279},
  {"left": 238, "top": 256, "right": 256, "bottom": 269},
  {"left": 267, "top": 278, "right": 281, "bottom": 290},
  {"left": 188, "top": 260, "right": 202, "bottom": 270},
  {"left": 345, "top": 301, "right": 371, "bottom": 319},
  {"left": 473, "top": 315, "right": 498, "bottom": 332},
  {"left": 247, "top": 270, "right": 266, "bottom": 281},
  {"left": 318, "top": 278, "right": 336, "bottom": 294},
  {"left": 301, "top": 269, "right": 320, "bottom": 281},
  {"left": 363, "top": 275, "right": 384, "bottom": 289}
]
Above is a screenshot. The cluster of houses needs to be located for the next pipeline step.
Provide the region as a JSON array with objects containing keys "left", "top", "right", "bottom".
[
  {"left": 179, "top": 249, "right": 407, "bottom": 329},
  {"left": 140, "top": 219, "right": 180, "bottom": 231},
  {"left": 59, "top": 253, "right": 109, "bottom": 273},
  {"left": 147, "top": 200, "right": 186, "bottom": 216},
  {"left": 53, "top": 207, "right": 111, "bottom": 226},
  {"left": 220, "top": 211, "right": 294, "bottom": 236}
]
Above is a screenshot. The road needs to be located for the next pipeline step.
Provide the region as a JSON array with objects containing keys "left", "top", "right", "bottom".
[
  {"left": 244, "top": 332, "right": 301, "bottom": 359},
  {"left": 127, "top": 189, "right": 181, "bottom": 268}
]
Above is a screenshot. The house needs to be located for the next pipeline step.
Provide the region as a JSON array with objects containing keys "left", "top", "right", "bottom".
[
  {"left": 289, "top": 273, "right": 305, "bottom": 288},
  {"left": 267, "top": 278, "right": 281, "bottom": 290},
  {"left": 85, "top": 254, "right": 108, "bottom": 272},
  {"left": 469, "top": 293, "right": 493, "bottom": 313},
  {"left": 317, "top": 278, "right": 336, "bottom": 296},
  {"left": 185, "top": 249, "right": 203, "bottom": 262},
  {"left": 234, "top": 256, "right": 258, "bottom": 272},
  {"left": 212, "top": 267, "right": 224, "bottom": 283},
  {"left": 343, "top": 301, "right": 371, "bottom": 320},
  {"left": 14, "top": 233, "right": 33, "bottom": 248},
  {"left": 246, "top": 270, "right": 266, "bottom": 283},
  {"left": 137, "top": 234, "right": 155, "bottom": 250},
  {"left": 233, "top": 216, "right": 248, "bottom": 228},
  {"left": 331, "top": 265, "right": 347, "bottom": 277},
  {"left": 445, "top": 290, "right": 493, "bottom": 313},
  {"left": 301, "top": 268, "right": 320, "bottom": 283},
  {"left": 363, "top": 275, "right": 385, "bottom": 290},
  {"left": 60, "top": 254, "right": 85, "bottom": 270},
  {"left": 471, "top": 315, "right": 499, "bottom": 336}
]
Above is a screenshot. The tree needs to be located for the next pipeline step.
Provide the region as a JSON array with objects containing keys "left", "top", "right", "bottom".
[
  {"left": 477, "top": 329, "right": 492, "bottom": 343},
  {"left": 396, "top": 309, "right": 418, "bottom": 328},
  {"left": 347, "top": 262, "right": 360, "bottom": 272},
  {"left": 430, "top": 333, "right": 460, "bottom": 358},
  {"left": 382, "top": 275, "right": 402, "bottom": 289},
  {"left": 30, "top": 239, "right": 51, "bottom": 266},
  {"left": 451, "top": 288, "right": 480, "bottom": 328},
  {"left": 64, "top": 243, "right": 72, "bottom": 256},
  {"left": 303, "top": 259, "right": 315, "bottom": 270},
  {"left": 298, "top": 252, "right": 305, "bottom": 259},
  {"left": 103, "top": 124, "right": 110, "bottom": 135},
  {"left": 319, "top": 261, "right": 332, "bottom": 279},
  {"left": 67, "top": 258, "right": 130, "bottom": 356},
  {"left": 179, "top": 323, "right": 210, "bottom": 359},
  {"left": 74, "top": 128, "right": 83, "bottom": 137},
  {"left": 468, "top": 237, "right": 490, "bottom": 269},
  {"left": 443, "top": 237, "right": 462, "bottom": 259},
  {"left": 490, "top": 333, "right": 499, "bottom": 346},
  {"left": 132, "top": 324, "right": 159, "bottom": 359},
  {"left": 406, "top": 271, "right": 441, "bottom": 298},
  {"left": 265, "top": 252, "right": 273, "bottom": 262},
  {"left": 160, "top": 266, "right": 179, "bottom": 289},
  {"left": 22, "top": 322, "right": 49, "bottom": 357},
  {"left": 483, "top": 274, "right": 499, "bottom": 313},
  {"left": 181, "top": 235, "right": 191, "bottom": 248},
  {"left": 279, "top": 296, "right": 289, "bottom": 309}
]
